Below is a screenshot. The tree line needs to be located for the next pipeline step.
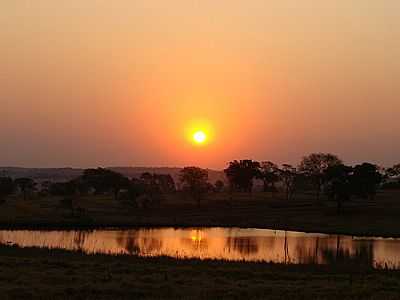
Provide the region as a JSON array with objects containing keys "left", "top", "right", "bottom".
[
  {"left": 223, "top": 154, "right": 397, "bottom": 213},
  {"left": 0, "top": 153, "right": 399, "bottom": 214}
]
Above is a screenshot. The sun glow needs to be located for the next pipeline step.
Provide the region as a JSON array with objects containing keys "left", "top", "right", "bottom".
[
  {"left": 190, "top": 230, "right": 204, "bottom": 242},
  {"left": 193, "top": 131, "right": 207, "bottom": 144},
  {"left": 185, "top": 119, "right": 213, "bottom": 146}
]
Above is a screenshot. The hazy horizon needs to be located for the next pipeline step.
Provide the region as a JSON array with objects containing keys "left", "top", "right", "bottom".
[{"left": 2, "top": 1, "right": 400, "bottom": 169}]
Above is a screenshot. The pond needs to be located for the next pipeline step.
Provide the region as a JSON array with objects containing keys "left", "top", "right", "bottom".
[{"left": 0, "top": 227, "right": 399, "bottom": 268}]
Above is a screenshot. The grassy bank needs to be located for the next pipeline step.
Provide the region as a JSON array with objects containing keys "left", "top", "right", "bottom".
[
  {"left": 0, "top": 190, "right": 400, "bottom": 237},
  {"left": 0, "top": 245, "right": 399, "bottom": 299}
]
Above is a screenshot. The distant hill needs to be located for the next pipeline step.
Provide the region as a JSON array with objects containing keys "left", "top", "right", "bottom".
[
  {"left": 0, "top": 167, "right": 83, "bottom": 182},
  {"left": 0, "top": 167, "right": 227, "bottom": 185}
]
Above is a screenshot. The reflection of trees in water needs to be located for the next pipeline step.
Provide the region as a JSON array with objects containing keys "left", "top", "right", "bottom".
[
  {"left": 180, "top": 238, "right": 209, "bottom": 252},
  {"left": 354, "top": 243, "right": 374, "bottom": 266},
  {"left": 225, "top": 237, "right": 259, "bottom": 256},
  {"left": 294, "top": 237, "right": 321, "bottom": 264},
  {"left": 0, "top": 231, "right": 15, "bottom": 246},
  {"left": 72, "top": 231, "right": 91, "bottom": 250},
  {"left": 116, "top": 230, "right": 163, "bottom": 255},
  {"left": 116, "top": 230, "right": 140, "bottom": 254},
  {"left": 181, "top": 229, "right": 209, "bottom": 252},
  {"left": 283, "top": 232, "right": 290, "bottom": 263},
  {"left": 140, "top": 237, "right": 163, "bottom": 254},
  {"left": 292, "top": 235, "right": 374, "bottom": 267},
  {"left": 320, "top": 236, "right": 374, "bottom": 267}
]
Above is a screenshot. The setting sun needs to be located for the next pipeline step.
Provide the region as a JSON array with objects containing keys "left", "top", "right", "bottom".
[
  {"left": 185, "top": 119, "right": 214, "bottom": 147},
  {"left": 193, "top": 131, "right": 207, "bottom": 144}
]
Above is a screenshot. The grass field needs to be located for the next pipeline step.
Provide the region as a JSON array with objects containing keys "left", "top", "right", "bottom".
[
  {"left": 0, "top": 190, "right": 400, "bottom": 237},
  {"left": 0, "top": 245, "right": 400, "bottom": 299}
]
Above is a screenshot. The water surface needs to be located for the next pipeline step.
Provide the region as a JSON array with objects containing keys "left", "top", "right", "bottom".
[{"left": 0, "top": 228, "right": 399, "bottom": 268}]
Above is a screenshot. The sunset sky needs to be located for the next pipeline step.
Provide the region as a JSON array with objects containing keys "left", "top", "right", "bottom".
[{"left": 1, "top": 1, "right": 400, "bottom": 169}]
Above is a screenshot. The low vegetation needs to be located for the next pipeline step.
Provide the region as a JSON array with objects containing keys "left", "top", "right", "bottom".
[
  {"left": 0, "top": 189, "right": 399, "bottom": 237},
  {"left": 1, "top": 245, "right": 400, "bottom": 299}
]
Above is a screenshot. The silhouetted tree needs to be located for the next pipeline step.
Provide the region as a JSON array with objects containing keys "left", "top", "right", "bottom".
[
  {"left": 140, "top": 172, "right": 154, "bottom": 185},
  {"left": 82, "top": 168, "right": 108, "bottom": 194},
  {"left": 224, "top": 160, "right": 260, "bottom": 192},
  {"left": 299, "top": 153, "right": 342, "bottom": 200},
  {"left": 82, "top": 168, "right": 130, "bottom": 200},
  {"left": 156, "top": 174, "right": 176, "bottom": 193},
  {"left": 180, "top": 167, "right": 209, "bottom": 207},
  {"left": 140, "top": 172, "right": 158, "bottom": 199},
  {"left": 382, "top": 164, "right": 400, "bottom": 189},
  {"left": 214, "top": 180, "right": 225, "bottom": 193},
  {"left": 386, "top": 164, "right": 400, "bottom": 180},
  {"left": 110, "top": 173, "right": 131, "bottom": 200},
  {"left": 278, "top": 164, "right": 297, "bottom": 201},
  {"left": 257, "top": 161, "right": 280, "bottom": 192},
  {"left": 71, "top": 176, "right": 91, "bottom": 196},
  {"left": 0, "top": 177, "right": 14, "bottom": 203},
  {"left": 324, "top": 164, "right": 353, "bottom": 214},
  {"left": 140, "top": 173, "right": 176, "bottom": 194},
  {"left": 351, "top": 163, "right": 383, "bottom": 200},
  {"left": 139, "top": 173, "right": 173, "bottom": 207},
  {"left": 47, "top": 180, "right": 79, "bottom": 214},
  {"left": 291, "top": 172, "right": 313, "bottom": 193},
  {"left": 14, "top": 177, "right": 36, "bottom": 201}
]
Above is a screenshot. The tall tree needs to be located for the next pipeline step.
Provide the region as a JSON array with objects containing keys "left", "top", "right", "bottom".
[
  {"left": 324, "top": 164, "right": 353, "bottom": 214},
  {"left": 299, "top": 153, "right": 342, "bottom": 200},
  {"left": 224, "top": 160, "right": 260, "bottom": 192},
  {"left": 180, "top": 167, "right": 209, "bottom": 207},
  {"left": 351, "top": 163, "right": 383, "bottom": 200},
  {"left": 140, "top": 173, "right": 176, "bottom": 194},
  {"left": 82, "top": 168, "right": 130, "bottom": 200},
  {"left": 258, "top": 161, "right": 280, "bottom": 192},
  {"left": 139, "top": 173, "right": 172, "bottom": 207},
  {"left": 278, "top": 164, "right": 297, "bottom": 201},
  {"left": 155, "top": 174, "right": 176, "bottom": 193}
]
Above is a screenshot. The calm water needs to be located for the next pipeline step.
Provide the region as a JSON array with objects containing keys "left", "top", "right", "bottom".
[{"left": 1, "top": 227, "right": 399, "bottom": 268}]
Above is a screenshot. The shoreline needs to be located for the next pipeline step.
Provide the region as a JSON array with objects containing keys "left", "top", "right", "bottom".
[
  {"left": 1, "top": 221, "right": 400, "bottom": 239},
  {"left": 1, "top": 190, "right": 399, "bottom": 240}
]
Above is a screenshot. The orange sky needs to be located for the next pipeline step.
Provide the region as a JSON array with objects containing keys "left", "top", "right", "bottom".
[{"left": 1, "top": 1, "right": 400, "bottom": 169}]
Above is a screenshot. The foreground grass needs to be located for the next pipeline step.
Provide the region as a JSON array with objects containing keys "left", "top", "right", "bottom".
[
  {"left": 0, "top": 245, "right": 400, "bottom": 299},
  {"left": 0, "top": 190, "right": 400, "bottom": 237}
]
